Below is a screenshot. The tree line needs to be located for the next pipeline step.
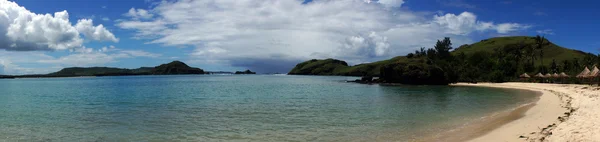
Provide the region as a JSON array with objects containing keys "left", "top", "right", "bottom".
[{"left": 379, "top": 36, "right": 600, "bottom": 84}]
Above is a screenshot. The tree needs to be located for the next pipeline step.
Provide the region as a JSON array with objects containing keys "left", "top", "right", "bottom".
[
  {"left": 584, "top": 55, "right": 595, "bottom": 67},
  {"left": 550, "top": 59, "right": 558, "bottom": 73},
  {"left": 406, "top": 53, "right": 415, "bottom": 58},
  {"left": 562, "top": 60, "right": 571, "bottom": 73},
  {"left": 426, "top": 48, "right": 437, "bottom": 59},
  {"left": 524, "top": 45, "right": 536, "bottom": 66},
  {"left": 534, "top": 35, "right": 549, "bottom": 66},
  {"left": 573, "top": 58, "right": 581, "bottom": 71},
  {"left": 434, "top": 37, "right": 453, "bottom": 59},
  {"left": 597, "top": 54, "right": 600, "bottom": 66},
  {"left": 414, "top": 47, "right": 427, "bottom": 57},
  {"left": 503, "top": 43, "right": 526, "bottom": 72}
]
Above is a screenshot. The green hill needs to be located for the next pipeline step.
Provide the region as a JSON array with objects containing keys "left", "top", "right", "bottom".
[
  {"left": 48, "top": 67, "right": 134, "bottom": 76},
  {"left": 288, "top": 36, "right": 594, "bottom": 77},
  {"left": 453, "top": 36, "right": 593, "bottom": 67},
  {"left": 46, "top": 61, "right": 205, "bottom": 77},
  {"left": 151, "top": 61, "right": 205, "bottom": 75}
]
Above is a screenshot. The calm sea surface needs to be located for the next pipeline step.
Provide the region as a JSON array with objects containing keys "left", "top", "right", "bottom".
[{"left": 0, "top": 75, "right": 537, "bottom": 141}]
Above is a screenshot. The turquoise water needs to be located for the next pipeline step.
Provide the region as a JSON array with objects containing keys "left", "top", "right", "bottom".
[{"left": 0, "top": 75, "right": 537, "bottom": 141}]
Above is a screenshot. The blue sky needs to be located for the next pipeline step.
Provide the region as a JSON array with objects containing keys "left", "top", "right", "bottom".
[{"left": 0, "top": 0, "right": 598, "bottom": 75}]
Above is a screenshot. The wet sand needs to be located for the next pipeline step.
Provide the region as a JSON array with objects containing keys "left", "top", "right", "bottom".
[
  {"left": 451, "top": 83, "right": 593, "bottom": 142},
  {"left": 416, "top": 89, "right": 541, "bottom": 142}
]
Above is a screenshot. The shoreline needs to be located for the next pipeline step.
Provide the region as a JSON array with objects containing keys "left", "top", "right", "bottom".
[
  {"left": 414, "top": 86, "right": 544, "bottom": 142},
  {"left": 450, "top": 83, "right": 576, "bottom": 142}
]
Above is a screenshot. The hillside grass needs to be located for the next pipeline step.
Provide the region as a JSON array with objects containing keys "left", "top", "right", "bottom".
[
  {"left": 453, "top": 36, "right": 591, "bottom": 66},
  {"left": 289, "top": 36, "right": 592, "bottom": 76}
]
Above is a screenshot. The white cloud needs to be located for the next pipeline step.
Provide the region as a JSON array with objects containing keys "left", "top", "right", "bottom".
[
  {"left": 438, "top": 0, "right": 476, "bottom": 9},
  {"left": 75, "top": 19, "right": 119, "bottom": 42},
  {"left": 375, "top": 0, "right": 405, "bottom": 8},
  {"left": 124, "top": 8, "right": 153, "bottom": 19},
  {"left": 0, "top": 0, "right": 117, "bottom": 51},
  {"left": 39, "top": 46, "right": 161, "bottom": 67},
  {"left": 495, "top": 23, "right": 530, "bottom": 33},
  {"left": 102, "top": 17, "right": 110, "bottom": 21},
  {"left": 433, "top": 12, "right": 530, "bottom": 35},
  {"left": 0, "top": 46, "right": 159, "bottom": 75},
  {"left": 119, "top": 50, "right": 161, "bottom": 58},
  {"left": 0, "top": 61, "right": 5, "bottom": 74},
  {"left": 117, "top": 0, "right": 528, "bottom": 72},
  {"left": 340, "top": 32, "right": 390, "bottom": 58},
  {"left": 0, "top": 50, "right": 55, "bottom": 74},
  {"left": 536, "top": 29, "right": 554, "bottom": 35}
]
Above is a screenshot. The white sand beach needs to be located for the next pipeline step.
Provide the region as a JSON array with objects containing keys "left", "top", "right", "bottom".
[{"left": 454, "top": 82, "right": 600, "bottom": 142}]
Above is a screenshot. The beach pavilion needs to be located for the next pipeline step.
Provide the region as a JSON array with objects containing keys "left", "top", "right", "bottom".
[
  {"left": 589, "top": 66, "right": 600, "bottom": 84},
  {"left": 589, "top": 66, "right": 599, "bottom": 77},
  {"left": 519, "top": 73, "right": 531, "bottom": 82},
  {"left": 534, "top": 73, "right": 544, "bottom": 78},
  {"left": 519, "top": 73, "right": 530, "bottom": 78},
  {"left": 577, "top": 67, "right": 591, "bottom": 78},
  {"left": 559, "top": 72, "right": 570, "bottom": 78}
]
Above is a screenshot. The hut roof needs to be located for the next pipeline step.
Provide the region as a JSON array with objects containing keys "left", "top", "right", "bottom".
[
  {"left": 577, "top": 67, "right": 591, "bottom": 78},
  {"left": 544, "top": 73, "right": 552, "bottom": 78},
  {"left": 589, "top": 66, "right": 600, "bottom": 77},
  {"left": 559, "top": 72, "right": 570, "bottom": 78},
  {"left": 535, "top": 73, "right": 545, "bottom": 78},
  {"left": 519, "top": 73, "right": 531, "bottom": 78},
  {"left": 552, "top": 73, "right": 560, "bottom": 78}
]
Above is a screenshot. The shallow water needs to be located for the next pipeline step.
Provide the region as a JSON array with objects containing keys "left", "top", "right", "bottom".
[{"left": 0, "top": 75, "right": 537, "bottom": 141}]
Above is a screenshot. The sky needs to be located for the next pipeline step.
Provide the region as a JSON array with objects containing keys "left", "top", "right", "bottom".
[{"left": 0, "top": 0, "right": 599, "bottom": 75}]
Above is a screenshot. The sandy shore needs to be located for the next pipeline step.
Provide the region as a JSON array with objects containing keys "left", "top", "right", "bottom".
[{"left": 451, "top": 82, "right": 600, "bottom": 142}]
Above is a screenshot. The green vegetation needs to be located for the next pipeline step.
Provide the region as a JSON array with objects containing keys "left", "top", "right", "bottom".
[
  {"left": 289, "top": 36, "right": 599, "bottom": 85},
  {"left": 150, "top": 61, "right": 205, "bottom": 75},
  {"left": 3, "top": 61, "right": 206, "bottom": 78},
  {"left": 288, "top": 59, "right": 349, "bottom": 75},
  {"left": 234, "top": 70, "right": 256, "bottom": 74},
  {"left": 48, "top": 67, "right": 135, "bottom": 76}
]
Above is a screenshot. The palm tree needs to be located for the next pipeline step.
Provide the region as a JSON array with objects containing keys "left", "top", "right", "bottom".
[
  {"left": 523, "top": 43, "right": 536, "bottom": 70},
  {"left": 534, "top": 35, "right": 549, "bottom": 66}
]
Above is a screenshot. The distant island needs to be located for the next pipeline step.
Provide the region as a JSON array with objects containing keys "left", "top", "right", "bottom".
[
  {"left": 234, "top": 70, "right": 256, "bottom": 74},
  {"left": 289, "top": 36, "right": 599, "bottom": 85},
  {"left": 0, "top": 61, "right": 207, "bottom": 78}
]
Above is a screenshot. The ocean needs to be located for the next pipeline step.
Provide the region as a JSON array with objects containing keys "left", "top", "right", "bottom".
[{"left": 0, "top": 75, "right": 538, "bottom": 141}]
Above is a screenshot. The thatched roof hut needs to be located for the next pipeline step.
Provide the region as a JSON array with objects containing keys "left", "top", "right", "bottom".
[
  {"left": 552, "top": 73, "right": 560, "bottom": 78},
  {"left": 577, "top": 67, "right": 591, "bottom": 78},
  {"left": 535, "top": 73, "right": 545, "bottom": 78},
  {"left": 519, "top": 73, "right": 531, "bottom": 78},
  {"left": 544, "top": 73, "right": 552, "bottom": 78},
  {"left": 589, "top": 66, "right": 600, "bottom": 78},
  {"left": 559, "top": 72, "right": 570, "bottom": 78}
]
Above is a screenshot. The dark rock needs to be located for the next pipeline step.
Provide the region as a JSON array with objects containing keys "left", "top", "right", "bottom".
[
  {"left": 361, "top": 76, "right": 373, "bottom": 82},
  {"left": 235, "top": 70, "right": 256, "bottom": 74}
]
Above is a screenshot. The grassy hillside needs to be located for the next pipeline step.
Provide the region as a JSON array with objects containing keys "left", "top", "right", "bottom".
[
  {"left": 453, "top": 36, "right": 592, "bottom": 66},
  {"left": 289, "top": 36, "right": 593, "bottom": 76},
  {"left": 44, "top": 61, "right": 205, "bottom": 77},
  {"left": 48, "top": 67, "right": 133, "bottom": 76},
  {"left": 288, "top": 59, "right": 350, "bottom": 75}
]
